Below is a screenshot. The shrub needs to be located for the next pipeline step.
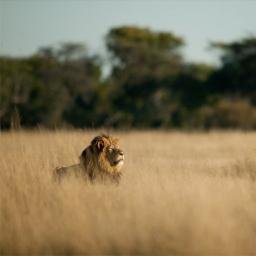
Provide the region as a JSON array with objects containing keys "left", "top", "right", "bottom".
[{"left": 195, "top": 99, "right": 256, "bottom": 129}]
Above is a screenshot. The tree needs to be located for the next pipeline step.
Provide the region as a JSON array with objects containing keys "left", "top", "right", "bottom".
[
  {"left": 105, "top": 26, "right": 185, "bottom": 127},
  {"left": 0, "top": 43, "right": 102, "bottom": 129},
  {"left": 0, "top": 58, "right": 35, "bottom": 128},
  {"left": 208, "top": 36, "right": 256, "bottom": 104},
  {"left": 57, "top": 42, "right": 87, "bottom": 62}
]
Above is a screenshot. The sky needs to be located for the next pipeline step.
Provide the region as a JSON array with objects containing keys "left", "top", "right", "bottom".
[{"left": 1, "top": 0, "right": 256, "bottom": 65}]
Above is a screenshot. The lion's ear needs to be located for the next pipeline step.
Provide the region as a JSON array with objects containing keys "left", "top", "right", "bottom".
[
  {"left": 92, "top": 136, "right": 105, "bottom": 152},
  {"left": 96, "top": 140, "right": 104, "bottom": 151}
]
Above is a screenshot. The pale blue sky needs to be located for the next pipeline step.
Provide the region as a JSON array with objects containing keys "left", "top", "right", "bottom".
[{"left": 1, "top": 0, "right": 256, "bottom": 64}]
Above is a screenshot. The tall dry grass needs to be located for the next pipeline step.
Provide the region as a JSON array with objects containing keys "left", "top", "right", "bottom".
[{"left": 0, "top": 130, "right": 256, "bottom": 255}]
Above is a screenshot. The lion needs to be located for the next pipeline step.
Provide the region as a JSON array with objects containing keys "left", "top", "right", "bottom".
[{"left": 54, "top": 134, "right": 124, "bottom": 184}]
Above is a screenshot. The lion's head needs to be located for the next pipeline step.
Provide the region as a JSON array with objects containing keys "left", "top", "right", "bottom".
[{"left": 80, "top": 134, "right": 124, "bottom": 182}]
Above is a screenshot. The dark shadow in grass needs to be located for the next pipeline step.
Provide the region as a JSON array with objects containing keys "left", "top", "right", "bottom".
[{"left": 222, "top": 158, "right": 256, "bottom": 181}]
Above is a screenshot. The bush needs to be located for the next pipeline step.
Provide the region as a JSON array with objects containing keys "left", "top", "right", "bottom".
[{"left": 194, "top": 99, "right": 256, "bottom": 129}]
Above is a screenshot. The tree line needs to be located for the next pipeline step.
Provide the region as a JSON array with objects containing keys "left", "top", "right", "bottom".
[{"left": 1, "top": 26, "right": 256, "bottom": 130}]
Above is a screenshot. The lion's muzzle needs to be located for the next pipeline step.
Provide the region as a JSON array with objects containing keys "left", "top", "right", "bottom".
[{"left": 112, "top": 149, "right": 124, "bottom": 166}]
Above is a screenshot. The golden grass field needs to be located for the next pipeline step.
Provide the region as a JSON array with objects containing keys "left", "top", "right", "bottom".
[{"left": 0, "top": 130, "right": 256, "bottom": 255}]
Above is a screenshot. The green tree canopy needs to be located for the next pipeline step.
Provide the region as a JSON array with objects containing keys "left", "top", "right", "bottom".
[
  {"left": 1, "top": 28, "right": 255, "bottom": 130},
  {"left": 0, "top": 43, "right": 102, "bottom": 129},
  {"left": 106, "top": 26, "right": 184, "bottom": 79},
  {"left": 104, "top": 26, "right": 186, "bottom": 127},
  {"left": 209, "top": 36, "right": 256, "bottom": 103}
]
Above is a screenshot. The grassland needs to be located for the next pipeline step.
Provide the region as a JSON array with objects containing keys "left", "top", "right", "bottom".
[{"left": 0, "top": 130, "right": 256, "bottom": 255}]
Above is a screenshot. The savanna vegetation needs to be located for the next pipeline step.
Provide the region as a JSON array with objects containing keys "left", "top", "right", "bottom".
[
  {"left": 1, "top": 23, "right": 256, "bottom": 256},
  {"left": 0, "top": 130, "right": 256, "bottom": 254},
  {"left": 1, "top": 26, "right": 256, "bottom": 130}
]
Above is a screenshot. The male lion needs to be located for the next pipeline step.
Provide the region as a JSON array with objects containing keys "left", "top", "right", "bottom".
[{"left": 54, "top": 134, "right": 124, "bottom": 184}]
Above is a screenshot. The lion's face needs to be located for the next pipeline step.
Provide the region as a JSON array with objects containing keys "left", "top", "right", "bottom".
[
  {"left": 91, "top": 135, "right": 124, "bottom": 173},
  {"left": 105, "top": 144, "right": 124, "bottom": 168}
]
